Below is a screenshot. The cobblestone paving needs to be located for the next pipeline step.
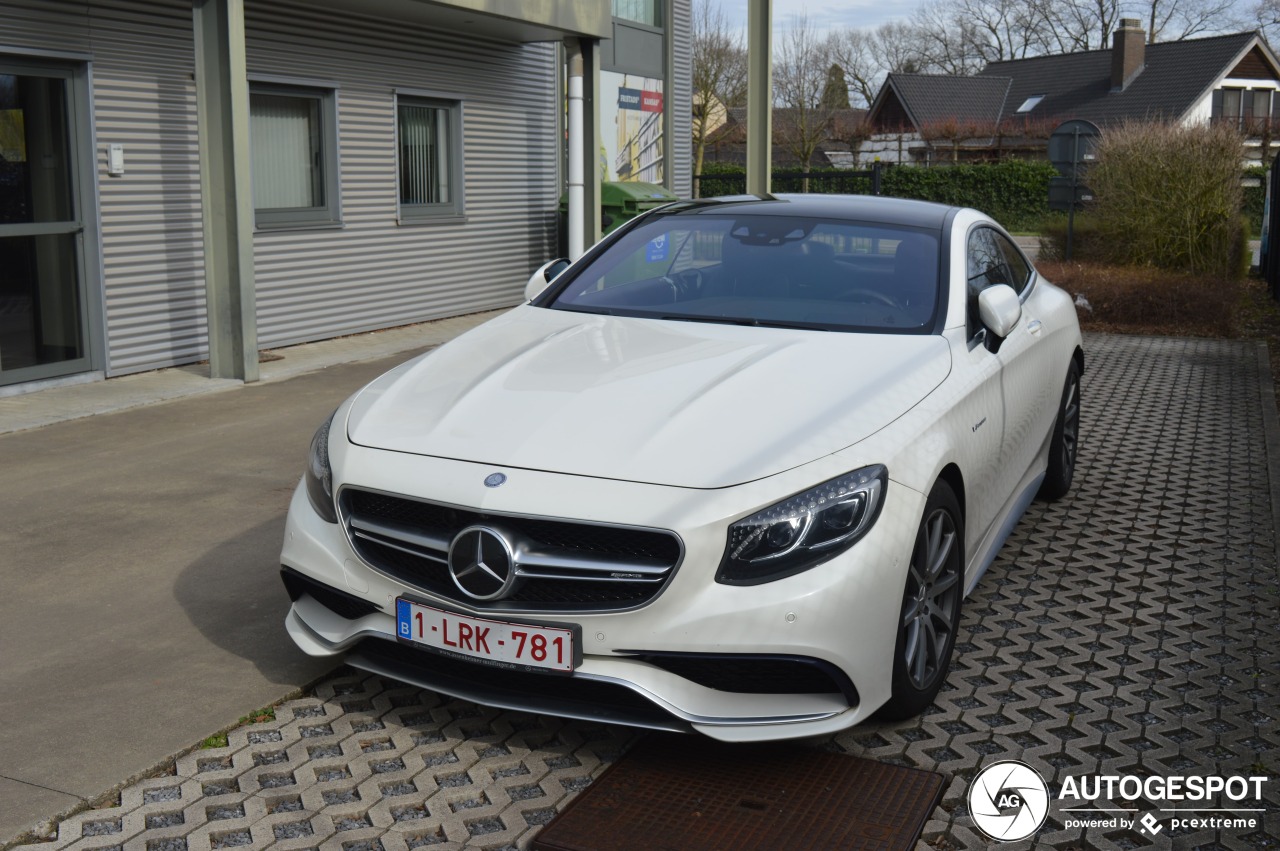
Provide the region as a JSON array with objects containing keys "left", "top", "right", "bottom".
[
  {"left": 831, "top": 336, "right": 1280, "bottom": 850},
  {"left": 23, "top": 675, "right": 637, "bottom": 851},
  {"left": 15, "top": 335, "right": 1280, "bottom": 851}
]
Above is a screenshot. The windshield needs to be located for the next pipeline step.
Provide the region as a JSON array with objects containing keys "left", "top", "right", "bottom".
[{"left": 546, "top": 213, "right": 941, "bottom": 333}]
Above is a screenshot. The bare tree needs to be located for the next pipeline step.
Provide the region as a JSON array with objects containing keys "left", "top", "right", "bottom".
[
  {"left": 691, "top": 0, "right": 747, "bottom": 180},
  {"left": 910, "top": 2, "right": 984, "bottom": 74},
  {"left": 828, "top": 110, "right": 874, "bottom": 163},
  {"left": 1257, "top": 0, "right": 1280, "bottom": 45},
  {"left": 873, "top": 21, "right": 934, "bottom": 74},
  {"left": 1138, "top": 0, "right": 1245, "bottom": 42},
  {"left": 773, "top": 14, "right": 840, "bottom": 180},
  {"left": 826, "top": 28, "right": 881, "bottom": 107},
  {"left": 1041, "top": 0, "right": 1123, "bottom": 51}
]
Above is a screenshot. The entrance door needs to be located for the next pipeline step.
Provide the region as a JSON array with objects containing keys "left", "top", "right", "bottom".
[{"left": 0, "top": 61, "right": 93, "bottom": 386}]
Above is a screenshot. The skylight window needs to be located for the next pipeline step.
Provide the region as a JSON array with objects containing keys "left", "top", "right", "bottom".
[{"left": 1016, "top": 94, "right": 1045, "bottom": 114}]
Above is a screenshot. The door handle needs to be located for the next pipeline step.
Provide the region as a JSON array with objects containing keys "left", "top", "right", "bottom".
[{"left": 1027, "top": 319, "right": 1043, "bottom": 335}]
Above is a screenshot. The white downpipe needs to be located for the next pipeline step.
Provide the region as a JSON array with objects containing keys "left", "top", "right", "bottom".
[{"left": 567, "top": 42, "right": 585, "bottom": 261}]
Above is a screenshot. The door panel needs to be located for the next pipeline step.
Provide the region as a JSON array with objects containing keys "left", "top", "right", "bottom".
[{"left": 0, "top": 65, "right": 90, "bottom": 385}]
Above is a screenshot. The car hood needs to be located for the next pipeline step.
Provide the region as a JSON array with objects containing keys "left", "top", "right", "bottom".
[{"left": 347, "top": 306, "right": 951, "bottom": 489}]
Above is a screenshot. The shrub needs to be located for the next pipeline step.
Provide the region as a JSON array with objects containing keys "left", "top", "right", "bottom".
[
  {"left": 693, "top": 160, "right": 1058, "bottom": 231},
  {"left": 1085, "top": 121, "right": 1246, "bottom": 279},
  {"left": 1037, "top": 260, "right": 1240, "bottom": 337},
  {"left": 881, "top": 160, "right": 1058, "bottom": 232},
  {"left": 1036, "top": 214, "right": 1105, "bottom": 263}
]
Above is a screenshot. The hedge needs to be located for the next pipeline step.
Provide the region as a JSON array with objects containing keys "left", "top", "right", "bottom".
[{"left": 694, "top": 160, "right": 1059, "bottom": 232}]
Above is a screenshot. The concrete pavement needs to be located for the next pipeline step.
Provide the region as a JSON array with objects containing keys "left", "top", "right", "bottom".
[{"left": 0, "top": 312, "right": 503, "bottom": 844}]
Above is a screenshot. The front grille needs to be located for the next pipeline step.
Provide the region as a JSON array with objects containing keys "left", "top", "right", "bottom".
[
  {"left": 633, "top": 653, "right": 859, "bottom": 706},
  {"left": 341, "top": 488, "right": 683, "bottom": 612}
]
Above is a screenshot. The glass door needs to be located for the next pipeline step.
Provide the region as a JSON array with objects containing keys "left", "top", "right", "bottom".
[{"left": 0, "top": 62, "right": 91, "bottom": 385}]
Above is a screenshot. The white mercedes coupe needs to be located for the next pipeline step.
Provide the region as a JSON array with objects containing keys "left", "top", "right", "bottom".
[{"left": 280, "top": 194, "right": 1083, "bottom": 742}]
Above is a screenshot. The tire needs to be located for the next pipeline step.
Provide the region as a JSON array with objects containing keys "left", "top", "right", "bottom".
[
  {"left": 879, "top": 480, "right": 963, "bottom": 720},
  {"left": 1037, "top": 360, "right": 1081, "bottom": 501}
]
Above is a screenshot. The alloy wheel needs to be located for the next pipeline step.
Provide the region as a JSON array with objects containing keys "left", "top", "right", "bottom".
[
  {"left": 901, "top": 507, "right": 960, "bottom": 690},
  {"left": 1061, "top": 371, "right": 1080, "bottom": 479}
]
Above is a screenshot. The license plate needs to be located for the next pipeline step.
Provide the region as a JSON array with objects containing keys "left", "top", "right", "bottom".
[{"left": 395, "top": 599, "right": 578, "bottom": 674}]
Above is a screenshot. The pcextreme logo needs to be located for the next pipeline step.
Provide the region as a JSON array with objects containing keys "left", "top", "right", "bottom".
[{"left": 968, "top": 760, "right": 1270, "bottom": 843}]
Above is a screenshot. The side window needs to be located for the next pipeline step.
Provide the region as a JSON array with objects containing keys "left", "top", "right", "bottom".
[
  {"left": 966, "top": 228, "right": 1006, "bottom": 339},
  {"left": 249, "top": 84, "right": 340, "bottom": 229},
  {"left": 992, "top": 231, "right": 1032, "bottom": 294}
]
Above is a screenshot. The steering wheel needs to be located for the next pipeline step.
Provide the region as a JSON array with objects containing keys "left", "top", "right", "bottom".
[
  {"left": 840, "top": 287, "right": 901, "bottom": 308},
  {"left": 664, "top": 268, "right": 704, "bottom": 301}
]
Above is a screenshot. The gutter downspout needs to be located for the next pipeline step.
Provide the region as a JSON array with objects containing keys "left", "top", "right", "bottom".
[{"left": 567, "top": 40, "right": 586, "bottom": 260}]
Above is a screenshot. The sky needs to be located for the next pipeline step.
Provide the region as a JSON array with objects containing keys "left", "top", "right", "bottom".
[{"left": 715, "top": 0, "right": 930, "bottom": 38}]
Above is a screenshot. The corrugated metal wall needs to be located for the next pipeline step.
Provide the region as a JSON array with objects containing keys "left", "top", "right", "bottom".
[
  {"left": 244, "top": 1, "right": 560, "bottom": 349},
  {"left": 3, "top": 1, "right": 687, "bottom": 376},
  {"left": 670, "top": 0, "right": 693, "bottom": 198},
  {"left": 0, "top": 0, "right": 208, "bottom": 376}
]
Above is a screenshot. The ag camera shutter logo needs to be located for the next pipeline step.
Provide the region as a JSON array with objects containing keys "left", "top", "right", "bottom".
[{"left": 968, "top": 760, "right": 1051, "bottom": 842}]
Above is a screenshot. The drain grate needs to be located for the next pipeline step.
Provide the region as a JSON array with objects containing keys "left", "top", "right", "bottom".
[{"left": 532, "top": 734, "right": 945, "bottom": 851}]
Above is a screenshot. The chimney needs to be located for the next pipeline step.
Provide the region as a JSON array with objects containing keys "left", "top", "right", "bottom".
[{"left": 1111, "top": 18, "right": 1145, "bottom": 91}]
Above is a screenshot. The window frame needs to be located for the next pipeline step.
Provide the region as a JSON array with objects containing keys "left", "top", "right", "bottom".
[
  {"left": 248, "top": 79, "right": 342, "bottom": 230},
  {"left": 394, "top": 90, "right": 465, "bottom": 223},
  {"left": 965, "top": 225, "right": 1035, "bottom": 343}
]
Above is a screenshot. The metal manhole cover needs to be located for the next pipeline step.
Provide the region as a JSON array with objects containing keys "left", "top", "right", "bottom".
[{"left": 533, "top": 734, "right": 945, "bottom": 851}]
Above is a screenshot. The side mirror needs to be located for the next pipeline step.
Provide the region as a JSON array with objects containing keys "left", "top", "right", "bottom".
[
  {"left": 525, "top": 258, "right": 570, "bottom": 301},
  {"left": 977, "top": 284, "right": 1022, "bottom": 339}
]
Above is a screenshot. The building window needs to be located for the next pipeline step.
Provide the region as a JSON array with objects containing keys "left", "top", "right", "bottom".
[
  {"left": 612, "top": 0, "right": 660, "bottom": 27},
  {"left": 1215, "top": 87, "right": 1275, "bottom": 129},
  {"left": 397, "top": 96, "right": 463, "bottom": 220},
  {"left": 249, "top": 84, "right": 340, "bottom": 228},
  {"left": 1015, "top": 94, "right": 1044, "bottom": 114}
]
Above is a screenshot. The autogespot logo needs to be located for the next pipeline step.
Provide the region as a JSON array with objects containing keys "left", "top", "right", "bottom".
[{"left": 968, "top": 760, "right": 1051, "bottom": 842}]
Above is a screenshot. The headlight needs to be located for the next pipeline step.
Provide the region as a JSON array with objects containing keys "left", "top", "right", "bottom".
[
  {"left": 717, "top": 465, "right": 887, "bottom": 585},
  {"left": 305, "top": 411, "right": 338, "bottom": 523}
]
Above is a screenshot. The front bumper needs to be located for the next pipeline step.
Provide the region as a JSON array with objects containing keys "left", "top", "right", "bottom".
[{"left": 280, "top": 448, "right": 924, "bottom": 742}]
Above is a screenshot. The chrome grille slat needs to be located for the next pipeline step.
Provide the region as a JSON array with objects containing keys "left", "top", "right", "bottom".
[
  {"left": 350, "top": 516, "right": 451, "bottom": 556},
  {"left": 514, "top": 571, "right": 667, "bottom": 583},
  {"left": 514, "top": 546, "right": 671, "bottom": 576},
  {"left": 351, "top": 529, "right": 449, "bottom": 565},
  {"left": 340, "top": 487, "right": 683, "bottom": 612}
]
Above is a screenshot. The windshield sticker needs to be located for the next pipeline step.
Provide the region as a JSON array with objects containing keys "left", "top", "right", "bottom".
[{"left": 646, "top": 234, "right": 669, "bottom": 262}]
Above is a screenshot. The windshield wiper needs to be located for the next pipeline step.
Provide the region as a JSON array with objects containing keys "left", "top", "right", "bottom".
[{"left": 660, "top": 314, "right": 828, "bottom": 331}]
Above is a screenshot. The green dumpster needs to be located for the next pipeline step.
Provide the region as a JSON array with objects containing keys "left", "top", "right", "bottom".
[
  {"left": 599, "top": 181, "right": 678, "bottom": 233},
  {"left": 558, "top": 181, "right": 678, "bottom": 255}
]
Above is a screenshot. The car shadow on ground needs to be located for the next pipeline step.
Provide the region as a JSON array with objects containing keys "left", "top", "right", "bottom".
[{"left": 173, "top": 514, "right": 334, "bottom": 687}]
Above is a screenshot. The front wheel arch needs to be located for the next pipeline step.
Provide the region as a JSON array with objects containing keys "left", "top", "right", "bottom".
[{"left": 877, "top": 478, "right": 964, "bottom": 720}]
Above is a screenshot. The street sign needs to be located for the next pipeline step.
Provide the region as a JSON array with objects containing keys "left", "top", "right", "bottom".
[
  {"left": 1048, "top": 119, "right": 1101, "bottom": 173},
  {"left": 1048, "top": 120, "right": 1102, "bottom": 261},
  {"left": 1048, "top": 177, "right": 1095, "bottom": 212}
]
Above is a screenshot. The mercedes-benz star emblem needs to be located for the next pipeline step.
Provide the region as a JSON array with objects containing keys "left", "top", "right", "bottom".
[
  {"left": 447, "top": 526, "right": 516, "bottom": 601},
  {"left": 484, "top": 472, "right": 507, "bottom": 488}
]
